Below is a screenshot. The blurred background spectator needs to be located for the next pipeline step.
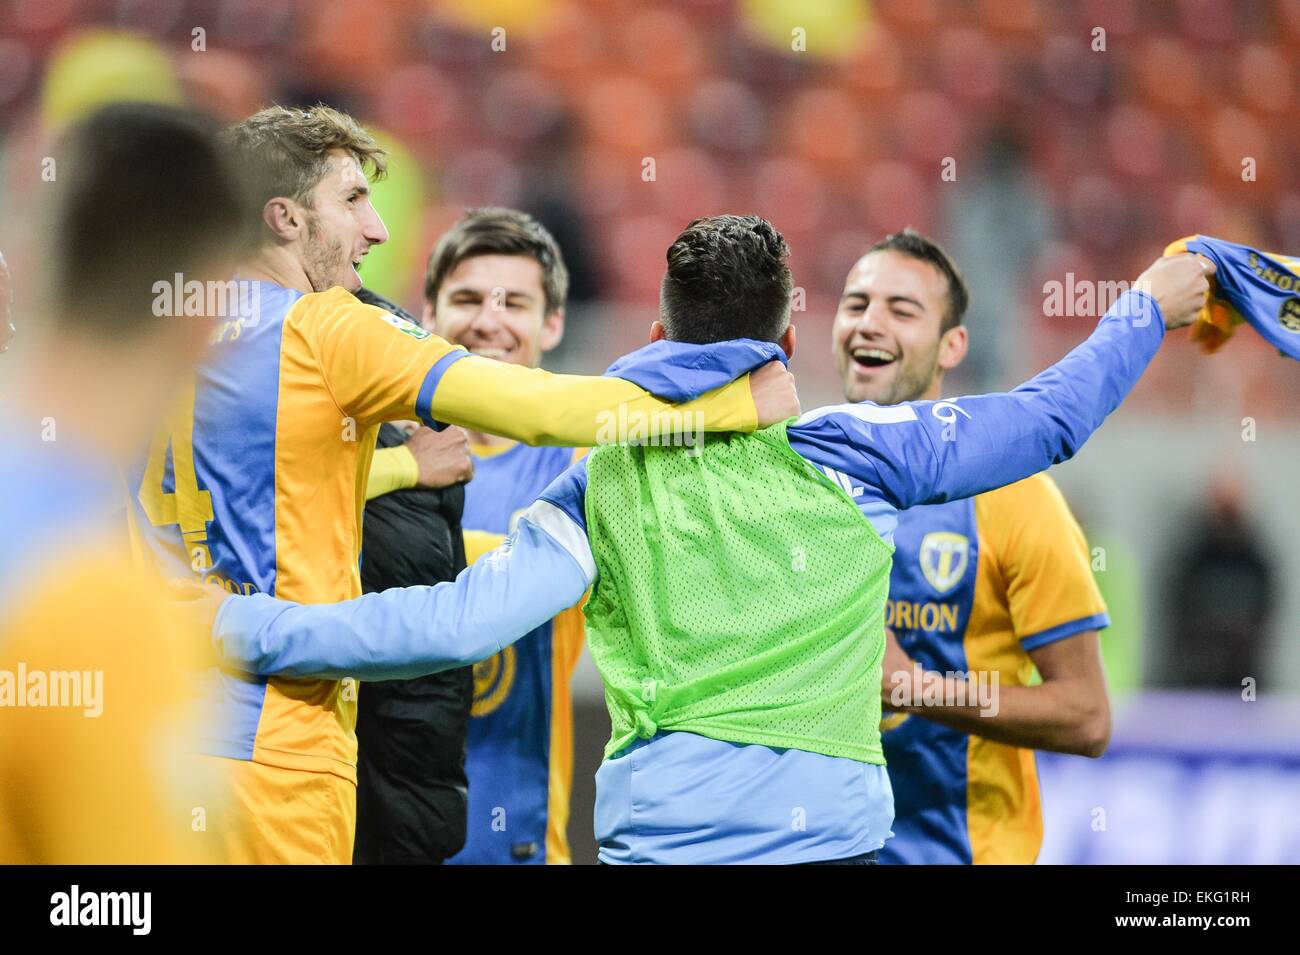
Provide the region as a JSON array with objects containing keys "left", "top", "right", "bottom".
[{"left": 1159, "top": 477, "right": 1277, "bottom": 691}]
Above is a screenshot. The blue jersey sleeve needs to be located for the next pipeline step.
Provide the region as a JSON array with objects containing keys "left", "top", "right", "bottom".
[
  {"left": 536, "top": 454, "right": 589, "bottom": 531},
  {"left": 604, "top": 338, "right": 786, "bottom": 401},
  {"left": 789, "top": 289, "right": 1165, "bottom": 510},
  {"left": 211, "top": 494, "right": 594, "bottom": 680}
]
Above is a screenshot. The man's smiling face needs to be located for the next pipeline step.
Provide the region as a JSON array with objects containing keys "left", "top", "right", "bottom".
[
  {"left": 425, "top": 253, "right": 562, "bottom": 368},
  {"left": 300, "top": 149, "right": 388, "bottom": 293},
  {"left": 832, "top": 249, "right": 951, "bottom": 405}
]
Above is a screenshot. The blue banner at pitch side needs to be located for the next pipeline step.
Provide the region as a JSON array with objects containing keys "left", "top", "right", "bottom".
[{"left": 1037, "top": 692, "right": 1300, "bottom": 864}]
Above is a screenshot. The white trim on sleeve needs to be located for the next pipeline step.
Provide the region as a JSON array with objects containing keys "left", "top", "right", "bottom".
[
  {"left": 795, "top": 402, "right": 919, "bottom": 427},
  {"left": 520, "top": 499, "right": 597, "bottom": 585}
]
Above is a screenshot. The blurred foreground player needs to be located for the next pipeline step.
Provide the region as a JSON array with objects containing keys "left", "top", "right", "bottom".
[
  {"left": 832, "top": 230, "right": 1113, "bottom": 865},
  {"left": 0, "top": 103, "right": 249, "bottom": 862}
]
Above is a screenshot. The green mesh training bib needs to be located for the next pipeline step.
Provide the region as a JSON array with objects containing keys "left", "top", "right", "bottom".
[{"left": 583, "top": 420, "right": 894, "bottom": 763}]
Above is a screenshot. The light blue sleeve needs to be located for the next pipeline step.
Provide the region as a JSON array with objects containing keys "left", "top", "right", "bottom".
[
  {"left": 212, "top": 494, "right": 595, "bottom": 680},
  {"left": 788, "top": 289, "right": 1165, "bottom": 510}
]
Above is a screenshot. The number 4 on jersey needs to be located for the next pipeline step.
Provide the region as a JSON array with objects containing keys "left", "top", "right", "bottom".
[{"left": 137, "top": 384, "right": 215, "bottom": 571}]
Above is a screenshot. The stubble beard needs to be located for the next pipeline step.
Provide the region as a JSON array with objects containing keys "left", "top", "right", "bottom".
[
  {"left": 303, "top": 213, "right": 350, "bottom": 293},
  {"left": 847, "top": 339, "right": 942, "bottom": 407}
]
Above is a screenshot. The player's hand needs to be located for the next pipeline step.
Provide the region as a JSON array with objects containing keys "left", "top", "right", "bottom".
[
  {"left": 407, "top": 425, "right": 474, "bottom": 489},
  {"left": 0, "top": 250, "right": 15, "bottom": 353},
  {"left": 1135, "top": 252, "right": 1216, "bottom": 330},
  {"left": 750, "top": 360, "right": 800, "bottom": 427},
  {"left": 880, "top": 627, "right": 915, "bottom": 710},
  {"left": 163, "top": 577, "right": 233, "bottom": 669}
]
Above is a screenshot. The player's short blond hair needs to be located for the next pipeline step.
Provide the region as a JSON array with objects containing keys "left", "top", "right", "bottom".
[{"left": 223, "top": 104, "right": 387, "bottom": 210}]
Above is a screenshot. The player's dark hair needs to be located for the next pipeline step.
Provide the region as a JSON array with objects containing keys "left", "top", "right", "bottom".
[
  {"left": 424, "top": 207, "right": 569, "bottom": 316},
  {"left": 659, "top": 215, "right": 793, "bottom": 345},
  {"left": 48, "top": 102, "right": 253, "bottom": 337},
  {"left": 864, "top": 228, "right": 969, "bottom": 332}
]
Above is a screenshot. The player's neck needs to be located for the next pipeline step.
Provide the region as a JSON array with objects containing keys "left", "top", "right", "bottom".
[
  {"left": 872, "top": 377, "right": 944, "bottom": 407},
  {"left": 238, "top": 247, "right": 313, "bottom": 294},
  {"left": 915, "top": 370, "right": 945, "bottom": 403}
]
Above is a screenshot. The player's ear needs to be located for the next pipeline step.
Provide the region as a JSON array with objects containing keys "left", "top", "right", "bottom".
[
  {"left": 938, "top": 324, "right": 968, "bottom": 373},
  {"left": 420, "top": 301, "right": 436, "bottom": 333},
  {"left": 649, "top": 320, "right": 666, "bottom": 344},
  {"left": 780, "top": 323, "right": 796, "bottom": 360},
  {"left": 261, "top": 197, "right": 301, "bottom": 242},
  {"left": 539, "top": 307, "right": 565, "bottom": 354}
]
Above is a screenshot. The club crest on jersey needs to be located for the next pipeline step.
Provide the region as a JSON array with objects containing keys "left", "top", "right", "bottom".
[
  {"left": 1280, "top": 297, "right": 1300, "bottom": 334},
  {"left": 471, "top": 645, "right": 517, "bottom": 717},
  {"left": 919, "top": 531, "right": 969, "bottom": 594},
  {"left": 880, "top": 711, "right": 910, "bottom": 733},
  {"left": 377, "top": 312, "right": 431, "bottom": 340}
]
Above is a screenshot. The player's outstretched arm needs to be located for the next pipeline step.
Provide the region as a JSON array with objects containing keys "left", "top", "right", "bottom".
[
  {"left": 211, "top": 496, "right": 594, "bottom": 680},
  {"left": 428, "top": 351, "right": 799, "bottom": 446},
  {"left": 313, "top": 293, "right": 797, "bottom": 446},
  {"left": 790, "top": 255, "right": 1213, "bottom": 509}
]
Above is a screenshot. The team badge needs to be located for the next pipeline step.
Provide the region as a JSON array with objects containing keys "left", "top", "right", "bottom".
[
  {"left": 880, "top": 712, "right": 910, "bottom": 733},
  {"left": 1279, "top": 297, "right": 1300, "bottom": 334},
  {"left": 918, "top": 531, "right": 969, "bottom": 594},
  {"left": 471, "top": 645, "right": 517, "bottom": 717}
]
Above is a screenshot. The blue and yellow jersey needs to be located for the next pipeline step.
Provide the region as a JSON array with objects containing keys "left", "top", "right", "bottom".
[
  {"left": 128, "top": 283, "right": 466, "bottom": 783},
  {"left": 879, "top": 473, "right": 1109, "bottom": 865},
  {"left": 0, "top": 421, "right": 218, "bottom": 863},
  {"left": 1165, "top": 235, "right": 1300, "bottom": 359},
  {"left": 127, "top": 281, "right": 761, "bottom": 792},
  {"left": 448, "top": 441, "right": 587, "bottom": 865}
]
